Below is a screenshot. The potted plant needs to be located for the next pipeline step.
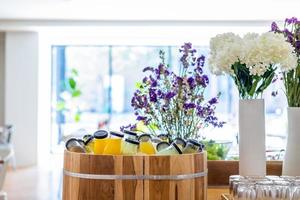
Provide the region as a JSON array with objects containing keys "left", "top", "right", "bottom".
[
  {"left": 122, "top": 43, "right": 224, "bottom": 139},
  {"left": 208, "top": 32, "right": 297, "bottom": 176},
  {"left": 271, "top": 17, "right": 300, "bottom": 176}
]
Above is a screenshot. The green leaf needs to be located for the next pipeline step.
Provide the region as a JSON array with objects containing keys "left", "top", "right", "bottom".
[
  {"left": 256, "top": 70, "right": 275, "bottom": 94},
  {"left": 148, "top": 122, "right": 159, "bottom": 131},
  {"left": 71, "top": 69, "right": 78, "bottom": 76},
  {"left": 249, "top": 78, "right": 260, "bottom": 97},
  {"left": 72, "top": 89, "right": 82, "bottom": 97},
  {"left": 135, "top": 82, "right": 143, "bottom": 89},
  {"left": 74, "top": 112, "right": 81, "bottom": 122},
  {"left": 68, "top": 78, "right": 76, "bottom": 90},
  {"left": 56, "top": 101, "right": 66, "bottom": 111}
]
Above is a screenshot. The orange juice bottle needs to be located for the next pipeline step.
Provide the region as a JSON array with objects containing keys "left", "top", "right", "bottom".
[
  {"left": 103, "top": 131, "right": 124, "bottom": 155},
  {"left": 93, "top": 130, "right": 109, "bottom": 154},
  {"left": 138, "top": 134, "right": 156, "bottom": 155}
]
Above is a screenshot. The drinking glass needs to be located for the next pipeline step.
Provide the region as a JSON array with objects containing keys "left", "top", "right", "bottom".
[
  {"left": 256, "top": 180, "right": 273, "bottom": 200},
  {"left": 291, "top": 180, "right": 300, "bottom": 200},
  {"left": 229, "top": 175, "right": 244, "bottom": 196},
  {"left": 271, "top": 180, "right": 291, "bottom": 200},
  {"left": 233, "top": 181, "right": 256, "bottom": 200}
]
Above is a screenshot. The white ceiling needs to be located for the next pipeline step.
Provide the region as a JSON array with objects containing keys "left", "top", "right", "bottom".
[{"left": 0, "top": 0, "right": 299, "bottom": 21}]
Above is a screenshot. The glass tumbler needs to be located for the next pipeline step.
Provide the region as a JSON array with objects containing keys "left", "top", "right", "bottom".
[
  {"left": 271, "top": 180, "right": 291, "bottom": 200},
  {"left": 292, "top": 180, "right": 300, "bottom": 200},
  {"left": 233, "top": 181, "right": 256, "bottom": 200},
  {"left": 229, "top": 175, "right": 244, "bottom": 196},
  {"left": 256, "top": 180, "right": 273, "bottom": 200}
]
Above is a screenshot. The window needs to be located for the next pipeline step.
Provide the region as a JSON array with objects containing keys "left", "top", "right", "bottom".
[{"left": 51, "top": 44, "right": 287, "bottom": 159}]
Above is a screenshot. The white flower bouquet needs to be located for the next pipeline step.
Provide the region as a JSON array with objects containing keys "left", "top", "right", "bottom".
[{"left": 209, "top": 32, "right": 298, "bottom": 99}]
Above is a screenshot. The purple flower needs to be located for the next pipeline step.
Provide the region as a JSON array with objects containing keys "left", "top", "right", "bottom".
[
  {"left": 195, "top": 75, "right": 209, "bottom": 88},
  {"left": 272, "top": 75, "right": 278, "bottom": 83},
  {"left": 131, "top": 91, "right": 149, "bottom": 110},
  {"left": 137, "top": 116, "right": 147, "bottom": 121},
  {"left": 208, "top": 97, "right": 218, "bottom": 105},
  {"left": 284, "top": 28, "right": 294, "bottom": 43},
  {"left": 165, "top": 91, "right": 176, "bottom": 100},
  {"left": 179, "top": 43, "right": 192, "bottom": 53},
  {"left": 197, "top": 55, "right": 205, "bottom": 67},
  {"left": 179, "top": 43, "right": 197, "bottom": 68},
  {"left": 271, "top": 22, "right": 279, "bottom": 32},
  {"left": 183, "top": 103, "right": 196, "bottom": 110},
  {"left": 157, "top": 89, "right": 162, "bottom": 96},
  {"left": 120, "top": 124, "right": 136, "bottom": 132},
  {"left": 176, "top": 76, "right": 183, "bottom": 85},
  {"left": 149, "top": 88, "right": 157, "bottom": 102},
  {"left": 142, "top": 77, "right": 148, "bottom": 83},
  {"left": 295, "top": 41, "right": 300, "bottom": 52},
  {"left": 271, "top": 91, "right": 278, "bottom": 97},
  {"left": 187, "top": 77, "right": 196, "bottom": 89},
  {"left": 143, "top": 66, "right": 154, "bottom": 72},
  {"left": 285, "top": 17, "right": 298, "bottom": 25},
  {"left": 151, "top": 80, "right": 158, "bottom": 87}
]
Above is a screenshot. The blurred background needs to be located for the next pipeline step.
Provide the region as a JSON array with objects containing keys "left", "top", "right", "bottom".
[{"left": 0, "top": 0, "right": 299, "bottom": 199}]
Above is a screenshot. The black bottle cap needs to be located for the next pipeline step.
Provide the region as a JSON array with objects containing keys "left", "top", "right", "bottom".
[
  {"left": 110, "top": 131, "right": 124, "bottom": 138},
  {"left": 187, "top": 139, "right": 201, "bottom": 147},
  {"left": 93, "top": 130, "right": 108, "bottom": 139},
  {"left": 123, "top": 130, "right": 138, "bottom": 136},
  {"left": 125, "top": 138, "right": 140, "bottom": 145}
]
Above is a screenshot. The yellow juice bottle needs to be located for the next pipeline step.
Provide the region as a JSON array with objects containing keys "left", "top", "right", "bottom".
[
  {"left": 103, "top": 131, "right": 124, "bottom": 155},
  {"left": 93, "top": 130, "right": 109, "bottom": 154},
  {"left": 140, "top": 141, "right": 156, "bottom": 154},
  {"left": 84, "top": 136, "right": 95, "bottom": 153},
  {"left": 138, "top": 134, "right": 156, "bottom": 155}
]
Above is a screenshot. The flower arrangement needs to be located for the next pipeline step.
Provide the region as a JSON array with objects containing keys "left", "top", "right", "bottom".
[
  {"left": 271, "top": 17, "right": 300, "bottom": 107},
  {"left": 209, "top": 32, "right": 298, "bottom": 99},
  {"left": 121, "top": 43, "right": 224, "bottom": 139}
]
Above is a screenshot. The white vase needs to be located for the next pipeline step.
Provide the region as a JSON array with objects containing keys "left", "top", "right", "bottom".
[
  {"left": 239, "top": 99, "right": 266, "bottom": 176},
  {"left": 282, "top": 107, "right": 300, "bottom": 176}
]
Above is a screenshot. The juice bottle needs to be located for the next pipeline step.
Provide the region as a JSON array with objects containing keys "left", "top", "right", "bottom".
[
  {"left": 65, "top": 138, "right": 86, "bottom": 153},
  {"left": 84, "top": 136, "right": 95, "bottom": 153},
  {"left": 182, "top": 139, "right": 202, "bottom": 154},
  {"left": 103, "top": 131, "right": 124, "bottom": 155},
  {"left": 122, "top": 130, "right": 138, "bottom": 139},
  {"left": 156, "top": 141, "right": 170, "bottom": 152},
  {"left": 173, "top": 138, "right": 186, "bottom": 151},
  {"left": 122, "top": 138, "right": 139, "bottom": 155},
  {"left": 157, "top": 142, "right": 182, "bottom": 155},
  {"left": 138, "top": 134, "right": 156, "bottom": 155},
  {"left": 93, "top": 130, "right": 109, "bottom": 154},
  {"left": 83, "top": 134, "right": 93, "bottom": 144}
]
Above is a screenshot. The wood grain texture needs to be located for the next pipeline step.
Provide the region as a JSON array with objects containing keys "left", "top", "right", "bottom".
[
  {"left": 63, "top": 151, "right": 207, "bottom": 200},
  {"left": 207, "top": 160, "right": 282, "bottom": 186}
]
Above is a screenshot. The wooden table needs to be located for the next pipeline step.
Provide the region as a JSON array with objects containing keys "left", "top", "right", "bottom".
[{"left": 208, "top": 187, "right": 228, "bottom": 200}]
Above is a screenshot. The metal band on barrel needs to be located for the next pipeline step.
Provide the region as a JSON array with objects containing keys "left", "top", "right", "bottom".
[{"left": 64, "top": 170, "right": 207, "bottom": 180}]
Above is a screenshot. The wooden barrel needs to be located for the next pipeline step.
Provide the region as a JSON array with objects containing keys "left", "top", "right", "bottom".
[{"left": 63, "top": 150, "right": 207, "bottom": 200}]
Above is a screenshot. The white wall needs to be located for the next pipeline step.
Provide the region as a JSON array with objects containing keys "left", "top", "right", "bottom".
[
  {"left": 5, "top": 32, "right": 39, "bottom": 167},
  {"left": 0, "top": 33, "right": 4, "bottom": 125}
]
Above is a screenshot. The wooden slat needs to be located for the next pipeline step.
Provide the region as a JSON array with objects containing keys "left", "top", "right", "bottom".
[
  {"left": 207, "top": 160, "right": 283, "bottom": 186},
  {"left": 144, "top": 153, "right": 207, "bottom": 200}
]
